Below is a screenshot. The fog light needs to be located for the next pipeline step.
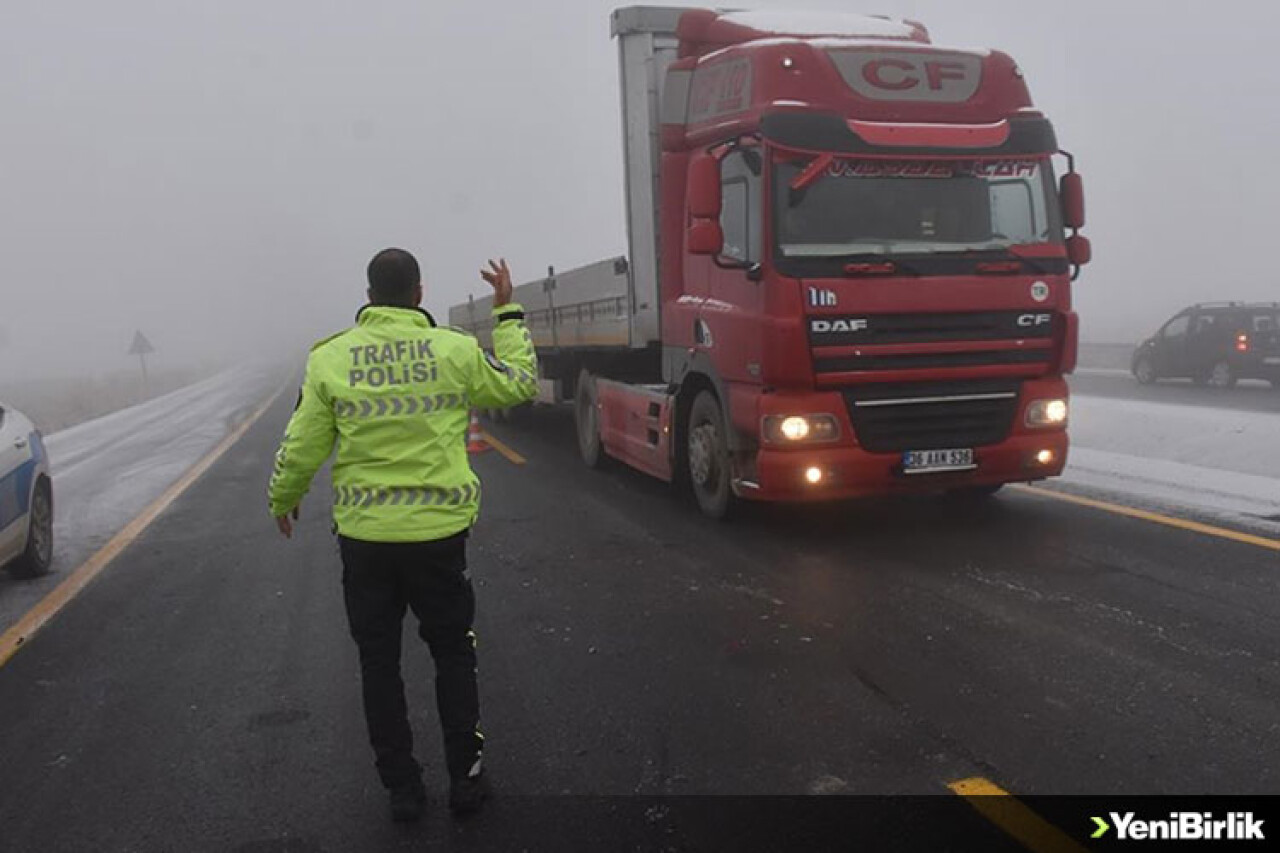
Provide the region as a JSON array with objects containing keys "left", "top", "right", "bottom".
[
  {"left": 805, "top": 466, "right": 824, "bottom": 484},
  {"left": 1026, "top": 398, "right": 1069, "bottom": 427},
  {"left": 780, "top": 416, "right": 811, "bottom": 440},
  {"left": 1035, "top": 449, "right": 1055, "bottom": 466}
]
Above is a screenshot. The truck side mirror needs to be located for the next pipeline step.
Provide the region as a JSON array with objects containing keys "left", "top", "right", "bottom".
[
  {"left": 688, "top": 220, "right": 724, "bottom": 256},
  {"left": 1060, "top": 172, "right": 1085, "bottom": 229},
  {"left": 1066, "top": 233, "right": 1092, "bottom": 266},
  {"left": 688, "top": 154, "right": 721, "bottom": 219}
]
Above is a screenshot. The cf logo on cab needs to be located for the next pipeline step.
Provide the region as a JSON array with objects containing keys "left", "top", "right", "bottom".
[
  {"left": 1017, "top": 313, "right": 1053, "bottom": 328},
  {"left": 862, "top": 58, "right": 968, "bottom": 92}
]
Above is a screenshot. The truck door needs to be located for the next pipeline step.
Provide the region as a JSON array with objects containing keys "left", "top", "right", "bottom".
[{"left": 707, "top": 149, "right": 765, "bottom": 387}]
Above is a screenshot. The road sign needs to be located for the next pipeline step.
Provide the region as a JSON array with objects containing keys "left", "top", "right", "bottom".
[
  {"left": 128, "top": 330, "right": 155, "bottom": 384},
  {"left": 128, "top": 331, "right": 155, "bottom": 356}
]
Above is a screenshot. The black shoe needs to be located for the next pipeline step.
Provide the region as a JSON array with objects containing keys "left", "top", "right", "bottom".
[
  {"left": 389, "top": 779, "right": 427, "bottom": 823},
  {"left": 449, "top": 771, "right": 489, "bottom": 816}
]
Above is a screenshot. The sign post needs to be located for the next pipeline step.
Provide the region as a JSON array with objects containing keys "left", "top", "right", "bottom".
[
  {"left": 128, "top": 331, "right": 155, "bottom": 385},
  {"left": 543, "top": 266, "right": 559, "bottom": 352}
]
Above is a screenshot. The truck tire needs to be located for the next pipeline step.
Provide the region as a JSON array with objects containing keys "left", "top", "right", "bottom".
[
  {"left": 575, "top": 369, "right": 605, "bottom": 468},
  {"left": 8, "top": 478, "right": 53, "bottom": 579},
  {"left": 686, "top": 390, "right": 735, "bottom": 520}
]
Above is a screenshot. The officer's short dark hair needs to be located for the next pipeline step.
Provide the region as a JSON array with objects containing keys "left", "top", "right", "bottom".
[{"left": 367, "top": 248, "right": 421, "bottom": 304}]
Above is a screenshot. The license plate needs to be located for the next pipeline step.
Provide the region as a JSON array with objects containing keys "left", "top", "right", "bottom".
[
  {"left": 903, "top": 448, "right": 975, "bottom": 474},
  {"left": 1264, "top": 356, "right": 1280, "bottom": 365}
]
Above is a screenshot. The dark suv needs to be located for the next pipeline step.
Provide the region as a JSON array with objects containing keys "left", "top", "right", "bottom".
[{"left": 1132, "top": 302, "right": 1280, "bottom": 388}]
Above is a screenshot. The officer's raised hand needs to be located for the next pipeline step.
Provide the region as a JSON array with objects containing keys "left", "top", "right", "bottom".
[{"left": 480, "top": 259, "right": 513, "bottom": 307}]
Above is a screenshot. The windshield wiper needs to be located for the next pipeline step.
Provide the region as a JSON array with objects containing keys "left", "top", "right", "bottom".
[
  {"left": 924, "top": 247, "right": 1049, "bottom": 274},
  {"left": 789, "top": 153, "right": 835, "bottom": 200},
  {"left": 836, "top": 253, "right": 920, "bottom": 277}
]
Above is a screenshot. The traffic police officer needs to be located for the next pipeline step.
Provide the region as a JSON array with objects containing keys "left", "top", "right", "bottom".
[{"left": 268, "top": 248, "right": 537, "bottom": 822}]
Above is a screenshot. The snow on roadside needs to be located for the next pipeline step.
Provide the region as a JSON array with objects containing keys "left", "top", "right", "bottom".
[
  {"left": 0, "top": 364, "right": 285, "bottom": 635},
  {"left": 1062, "top": 395, "right": 1280, "bottom": 525},
  {"left": 45, "top": 364, "right": 284, "bottom": 570}
]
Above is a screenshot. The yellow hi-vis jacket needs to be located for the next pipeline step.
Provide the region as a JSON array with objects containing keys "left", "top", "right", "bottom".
[{"left": 268, "top": 303, "right": 538, "bottom": 542}]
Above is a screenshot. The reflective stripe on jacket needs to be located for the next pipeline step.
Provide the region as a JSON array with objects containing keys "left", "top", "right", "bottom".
[{"left": 268, "top": 303, "right": 537, "bottom": 542}]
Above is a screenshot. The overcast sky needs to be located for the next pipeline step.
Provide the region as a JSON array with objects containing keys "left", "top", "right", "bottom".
[{"left": 2, "top": 0, "right": 1277, "bottom": 382}]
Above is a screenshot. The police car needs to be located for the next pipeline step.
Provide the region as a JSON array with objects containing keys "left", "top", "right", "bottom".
[{"left": 0, "top": 402, "right": 53, "bottom": 578}]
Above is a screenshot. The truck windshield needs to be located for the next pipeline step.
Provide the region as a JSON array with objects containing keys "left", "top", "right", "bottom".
[{"left": 774, "top": 157, "right": 1062, "bottom": 258}]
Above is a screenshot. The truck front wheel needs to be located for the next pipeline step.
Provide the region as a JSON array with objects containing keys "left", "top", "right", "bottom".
[
  {"left": 686, "top": 390, "right": 734, "bottom": 520},
  {"left": 575, "top": 369, "right": 605, "bottom": 468}
]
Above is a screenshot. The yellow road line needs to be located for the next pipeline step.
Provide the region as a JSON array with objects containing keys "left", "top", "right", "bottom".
[
  {"left": 949, "top": 777, "right": 1090, "bottom": 853},
  {"left": 1014, "top": 484, "right": 1280, "bottom": 553},
  {"left": 0, "top": 387, "right": 285, "bottom": 669},
  {"left": 479, "top": 430, "right": 526, "bottom": 466}
]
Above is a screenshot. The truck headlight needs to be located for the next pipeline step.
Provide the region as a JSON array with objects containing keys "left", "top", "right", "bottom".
[
  {"left": 763, "top": 414, "right": 840, "bottom": 443},
  {"left": 1026, "top": 398, "right": 1068, "bottom": 427}
]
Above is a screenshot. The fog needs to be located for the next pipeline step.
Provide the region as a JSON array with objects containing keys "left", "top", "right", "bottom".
[{"left": 2, "top": 0, "right": 1277, "bottom": 384}]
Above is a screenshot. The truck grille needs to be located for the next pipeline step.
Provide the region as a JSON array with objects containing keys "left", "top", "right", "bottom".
[
  {"left": 808, "top": 311, "right": 1056, "bottom": 346},
  {"left": 842, "top": 380, "right": 1020, "bottom": 453},
  {"left": 809, "top": 310, "right": 1056, "bottom": 376},
  {"left": 816, "top": 349, "right": 1049, "bottom": 373}
]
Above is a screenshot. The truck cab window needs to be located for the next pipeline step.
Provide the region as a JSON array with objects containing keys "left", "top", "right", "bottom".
[{"left": 720, "top": 151, "right": 761, "bottom": 264}]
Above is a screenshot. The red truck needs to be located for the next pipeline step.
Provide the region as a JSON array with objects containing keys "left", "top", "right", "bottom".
[{"left": 450, "top": 6, "right": 1091, "bottom": 518}]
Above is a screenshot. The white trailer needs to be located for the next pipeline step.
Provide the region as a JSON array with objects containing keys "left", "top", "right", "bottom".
[{"left": 447, "top": 6, "right": 685, "bottom": 401}]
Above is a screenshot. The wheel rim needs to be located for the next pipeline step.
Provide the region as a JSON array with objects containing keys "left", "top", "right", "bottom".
[
  {"left": 689, "top": 421, "right": 720, "bottom": 487},
  {"left": 1209, "top": 362, "right": 1232, "bottom": 387},
  {"left": 1136, "top": 359, "right": 1154, "bottom": 382},
  {"left": 30, "top": 486, "right": 52, "bottom": 565}
]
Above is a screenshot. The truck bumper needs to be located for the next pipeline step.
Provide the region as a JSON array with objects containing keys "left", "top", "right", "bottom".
[
  {"left": 739, "top": 374, "right": 1071, "bottom": 502},
  {"left": 743, "top": 430, "right": 1068, "bottom": 502}
]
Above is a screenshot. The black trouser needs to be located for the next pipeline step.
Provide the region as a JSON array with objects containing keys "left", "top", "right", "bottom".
[{"left": 338, "top": 531, "right": 483, "bottom": 788}]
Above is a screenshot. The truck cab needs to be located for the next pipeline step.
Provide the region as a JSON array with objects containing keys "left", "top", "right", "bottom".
[
  {"left": 659, "top": 9, "right": 1089, "bottom": 514},
  {"left": 451, "top": 7, "right": 1090, "bottom": 518}
]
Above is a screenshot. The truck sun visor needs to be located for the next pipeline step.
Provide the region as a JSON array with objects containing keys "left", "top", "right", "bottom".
[{"left": 762, "top": 112, "right": 1057, "bottom": 157}]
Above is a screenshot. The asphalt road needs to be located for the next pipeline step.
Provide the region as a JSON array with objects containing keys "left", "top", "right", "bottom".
[
  {"left": 0, "top": 366, "right": 281, "bottom": 634},
  {"left": 1, "top": 389, "right": 1278, "bottom": 851},
  {"left": 1071, "top": 369, "right": 1280, "bottom": 414}
]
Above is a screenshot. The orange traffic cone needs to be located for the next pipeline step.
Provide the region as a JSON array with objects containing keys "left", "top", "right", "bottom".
[{"left": 466, "top": 411, "right": 490, "bottom": 454}]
